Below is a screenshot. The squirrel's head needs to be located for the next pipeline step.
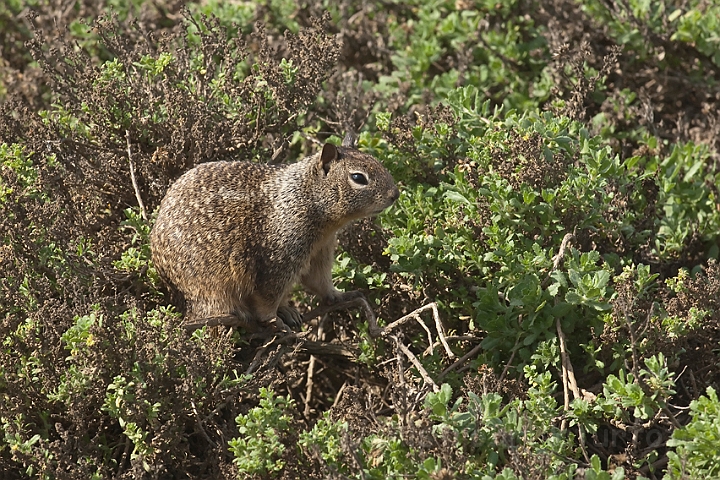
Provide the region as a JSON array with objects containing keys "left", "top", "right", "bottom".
[{"left": 315, "top": 142, "right": 400, "bottom": 223}]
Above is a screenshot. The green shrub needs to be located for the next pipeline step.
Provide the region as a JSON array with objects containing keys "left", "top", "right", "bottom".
[
  {"left": 229, "top": 388, "right": 295, "bottom": 477},
  {"left": 667, "top": 387, "right": 720, "bottom": 478}
]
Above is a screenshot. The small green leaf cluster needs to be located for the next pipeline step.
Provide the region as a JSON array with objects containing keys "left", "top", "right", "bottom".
[
  {"left": 298, "top": 412, "right": 349, "bottom": 474},
  {"left": 0, "top": 143, "right": 43, "bottom": 202},
  {"left": 333, "top": 250, "right": 389, "bottom": 296},
  {"left": 112, "top": 207, "right": 159, "bottom": 285},
  {"left": 571, "top": 353, "right": 676, "bottom": 428},
  {"left": 672, "top": 4, "right": 720, "bottom": 67},
  {"left": 228, "top": 388, "right": 296, "bottom": 477},
  {"left": 307, "top": 372, "right": 622, "bottom": 479},
  {"left": 667, "top": 387, "right": 720, "bottom": 478}
]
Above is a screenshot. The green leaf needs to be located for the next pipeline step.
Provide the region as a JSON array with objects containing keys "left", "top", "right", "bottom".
[{"left": 443, "top": 190, "right": 471, "bottom": 204}]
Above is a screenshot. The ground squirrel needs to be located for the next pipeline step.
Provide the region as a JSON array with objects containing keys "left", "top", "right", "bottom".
[{"left": 150, "top": 140, "right": 399, "bottom": 331}]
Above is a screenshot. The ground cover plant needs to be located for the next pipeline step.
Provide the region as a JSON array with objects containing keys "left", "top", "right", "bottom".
[{"left": 1, "top": 0, "right": 720, "bottom": 478}]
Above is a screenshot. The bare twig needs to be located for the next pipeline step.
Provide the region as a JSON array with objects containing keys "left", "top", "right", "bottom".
[
  {"left": 558, "top": 324, "right": 571, "bottom": 432},
  {"left": 498, "top": 332, "right": 522, "bottom": 384},
  {"left": 331, "top": 381, "right": 348, "bottom": 409},
  {"left": 556, "top": 316, "right": 590, "bottom": 463},
  {"left": 438, "top": 342, "right": 483, "bottom": 381},
  {"left": 542, "top": 231, "right": 575, "bottom": 288},
  {"left": 380, "top": 303, "right": 455, "bottom": 358},
  {"left": 557, "top": 318, "right": 582, "bottom": 401},
  {"left": 183, "top": 314, "right": 248, "bottom": 331},
  {"left": 304, "top": 317, "right": 327, "bottom": 417},
  {"left": 393, "top": 335, "right": 439, "bottom": 392},
  {"left": 294, "top": 340, "right": 356, "bottom": 358},
  {"left": 191, "top": 400, "right": 217, "bottom": 448},
  {"left": 245, "top": 339, "right": 288, "bottom": 375},
  {"left": 125, "top": 129, "right": 147, "bottom": 221},
  {"left": 304, "top": 353, "right": 317, "bottom": 417},
  {"left": 431, "top": 303, "right": 454, "bottom": 359}
]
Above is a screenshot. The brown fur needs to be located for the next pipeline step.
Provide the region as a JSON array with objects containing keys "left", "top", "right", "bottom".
[{"left": 150, "top": 143, "right": 399, "bottom": 330}]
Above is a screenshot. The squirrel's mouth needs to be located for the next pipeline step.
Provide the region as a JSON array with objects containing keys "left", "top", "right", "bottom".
[{"left": 369, "top": 204, "right": 393, "bottom": 216}]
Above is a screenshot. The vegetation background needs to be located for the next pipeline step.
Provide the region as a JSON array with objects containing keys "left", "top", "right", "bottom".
[{"left": 1, "top": 0, "right": 720, "bottom": 478}]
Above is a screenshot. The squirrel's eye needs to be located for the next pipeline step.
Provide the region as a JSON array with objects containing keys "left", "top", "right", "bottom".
[{"left": 350, "top": 172, "right": 369, "bottom": 185}]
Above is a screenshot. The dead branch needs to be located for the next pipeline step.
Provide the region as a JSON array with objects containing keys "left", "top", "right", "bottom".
[
  {"left": 557, "top": 315, "right": 583, "bottom": 420},
  {"left": 304, "top": 317, "right": 327, "bottom": 417},
  {"left": 438, "top": 342, "right": 483, "bottom": 381},
  {"left": 542, "top": 231, "right": 575, "bottom": 288},
  {"left": 498, "top": 332, "right": 522, "bottom": 384},
  {"left": 556, "top": 316, "right": 590, "bottom": 463},
  {"left": 294, "top": 340, "right": 356, "bottom": 358},
  {"left": 430, "top": 304, "right": 455, "bottom": 359},
  {"left": 303, "top": 296, "right": 377, "bottom": 333},
  {"left": 125, "top": 129, "right": 147, "bottom": 221},
  {"left": 393, "top": 336, "right": 439, "bottom": 392},
  {"left": 183, "top": 314, "right": 250, "bottom": 332},
  {"left": 245, "top": 340, "right": 288, "bottom": 375},
  {"left": 331, "top": 381, "right": 349, "bottom": 409},
  {"left": 378, "top": 303, "right": 455, "bottom": 359},
  {"left": 191, "top": 400, "right": 217, "bottom": 448},
  {"left": 304, "top": 352, "right": 317, "bottom": 417},
  {"left": 423, "top": 335, "right": 482, "bottom": 356}
]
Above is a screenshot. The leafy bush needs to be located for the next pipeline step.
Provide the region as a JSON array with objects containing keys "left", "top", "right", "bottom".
[
  {"left": 667, "top": 387, "right": 720, "bottom": 478},
  {"left": 229, "top": 388, "right": 295, "bottom": 477}
]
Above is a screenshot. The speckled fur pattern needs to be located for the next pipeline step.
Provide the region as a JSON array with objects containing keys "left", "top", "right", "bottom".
[{"left": 150, "top": 145, "right": 399, "bottom": 328}]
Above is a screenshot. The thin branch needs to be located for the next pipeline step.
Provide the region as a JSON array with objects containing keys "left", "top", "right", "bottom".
[
  {"left": 393, "top": 335, "right": 439, "bottom": 392},
  {"left": 191, "top": 400, "right": 217, "bottom": 448},
  {"left": 304, "top": 317, "right": 326, "bottom": 418},
  {"left": 431, "top": 303, "right": 455, "bottom": 359},
  {"left": 542, "top": 231, "right": 575, "bottom": 288},
  {"left": 331, "top": 381, "right": 349, "bottom": 409},
  {"left": 438, "top": 342, "right": 483, "bottom": 381},
  {"left": 380, "top": 303, "right": 455, "bottom": 358},
  {"left": 245, "top": 339, "right": 287, "bottom": 375},
  {"left": 183, "top": 314, "right": 248, "bottom": 331},
  {"left": 557, "top": 316, "right": 590, "bottom": 464},
  {"left": 423, "top": 335, "right": 482, "bottom": 356},
  {"left": 557, "top": 318, "right": 582, "bottom": 400},
  {"left": 304, "top": 353, "right": 317, "bottom": 417},
  {"left": 498, "top": 332, "right": 522, "bottom": 384},
  {"left": 125, "top": 129, "right": 147, "bottom": 221}
]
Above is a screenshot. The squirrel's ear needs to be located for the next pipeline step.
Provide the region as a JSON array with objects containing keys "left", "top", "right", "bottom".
[{"left": 319, "top": 143, "right": 338, "bottom": 175}]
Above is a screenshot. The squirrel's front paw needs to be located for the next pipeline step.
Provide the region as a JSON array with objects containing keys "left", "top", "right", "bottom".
[{"left": 277, "top": 305, "right": 303, "bottom": 330}]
